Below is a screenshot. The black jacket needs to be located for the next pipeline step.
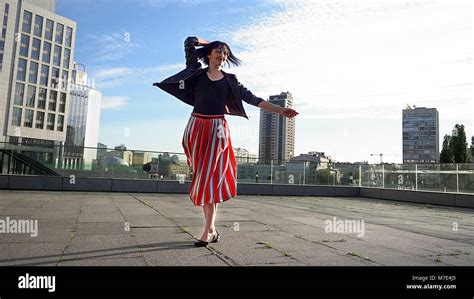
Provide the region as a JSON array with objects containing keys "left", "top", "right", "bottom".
[{"left": 153, "top": 36, "right": 264, "bottom": 119}]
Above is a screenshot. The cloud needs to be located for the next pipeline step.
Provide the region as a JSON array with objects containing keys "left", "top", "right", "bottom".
[
  {"left": 212, "top": 0, "right": 472, "bottom": 162},
  {"left": 218, "top": 0, "right": 472, "bottom": 116},
  {"left": 101, "top": 96, "right": 128, "bottom": 109},
  {"left": 85, "top": 32, "right": 139, "bottom": 62},
  {"left": 90, "top": 63, "right": 183, "bottom": 89}
]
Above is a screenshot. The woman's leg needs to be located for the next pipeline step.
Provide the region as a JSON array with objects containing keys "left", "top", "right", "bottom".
[
  {"left": 199, "top": 203, "right": 215, "bottom": 241},
  {"left": 210, "top": 203, "right": 219, "bottom": 234}
]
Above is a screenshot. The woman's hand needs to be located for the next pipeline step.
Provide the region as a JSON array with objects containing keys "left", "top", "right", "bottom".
[
  {"left": 197, "top": 37, "right": 210, "bottom": 46},
  {"left": 280, "top": 108, "right": 299, "bottom": 118}
]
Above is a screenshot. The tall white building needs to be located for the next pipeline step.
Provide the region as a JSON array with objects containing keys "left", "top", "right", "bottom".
[
  {"left": 63, "top": 63, "right": 101, "bottom": 169},
  {"left": 0, "top": 0, "right": 76, "bottom": 166},
  {"left": 258, "top": 92, "right": 295, "bottom": 165}
]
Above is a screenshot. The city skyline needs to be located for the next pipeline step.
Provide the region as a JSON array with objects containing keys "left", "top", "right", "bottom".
[{"left": 55, "top": 0, "right": 473, "bottom": 163}]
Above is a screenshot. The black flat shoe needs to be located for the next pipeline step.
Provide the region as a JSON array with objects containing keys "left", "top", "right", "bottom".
[
  {"left": 194, "top": 239, "right": 209, "bottom": 247},
  {"left": 210, "top": 231, "right": 220, "bottom": 243}
]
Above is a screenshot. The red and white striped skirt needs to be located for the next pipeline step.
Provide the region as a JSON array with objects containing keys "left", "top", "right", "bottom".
[{"left": 182, "top": 112, "right": 237, "bottom": 206}]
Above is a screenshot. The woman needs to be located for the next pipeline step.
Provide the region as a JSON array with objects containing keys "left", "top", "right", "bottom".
[{"left": 153, "top": 36, "right": 298, "bottom": 247}]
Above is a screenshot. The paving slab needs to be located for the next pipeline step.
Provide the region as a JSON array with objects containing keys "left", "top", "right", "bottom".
[{"left": 0, "top": 190, "right": 473, "bottom": 266}]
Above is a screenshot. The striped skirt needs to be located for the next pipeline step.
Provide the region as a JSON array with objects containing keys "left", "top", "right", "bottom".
[{"left": 182, "top": 112, "right": 237, "bottom": 206}]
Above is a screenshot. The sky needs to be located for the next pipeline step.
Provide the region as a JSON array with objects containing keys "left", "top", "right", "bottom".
[{"left": 56, "top": 0, "right": 473, "bottom": 163}]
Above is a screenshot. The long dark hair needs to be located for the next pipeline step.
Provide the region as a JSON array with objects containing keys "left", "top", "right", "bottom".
[{"left": 196, "top": 41, "right": 242, "bottom": 68}]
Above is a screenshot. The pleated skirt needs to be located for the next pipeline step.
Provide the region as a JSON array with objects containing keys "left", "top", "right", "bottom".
[{"left": 182, "top": 112, "right": 237, "bottom": 206}]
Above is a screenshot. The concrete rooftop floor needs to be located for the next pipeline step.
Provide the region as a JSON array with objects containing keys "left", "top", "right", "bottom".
[{"left": 0, "top": 190, "right": 473, "bottom": 266}]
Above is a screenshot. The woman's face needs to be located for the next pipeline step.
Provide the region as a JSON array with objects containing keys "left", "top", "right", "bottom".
[{"left": 208, "top": 46, "right": 229, "bottom": 67}]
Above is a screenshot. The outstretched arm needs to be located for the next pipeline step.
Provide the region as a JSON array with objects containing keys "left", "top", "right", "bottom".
[
  {"left": 258, "top": 100, "right": 299, "bottom": 118},
  {"left": 233, "top": 74, "right": 299, "bottom": 118}
]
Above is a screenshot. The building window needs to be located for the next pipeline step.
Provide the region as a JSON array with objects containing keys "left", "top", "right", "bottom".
[
  {"left": 63, "top": 48, "right": 70, "bottom": 69},
  {"left": 2, "top": 4, "right": 8, "bottom": 38},
  {"left": 26, "top": 85, "right": 36, "bottom": 107},
  {"left": 14, "top": 83, "right": 25, "bottom": 105},
  {"left": 42, "top": 41, "right": 51, "bottom": 63},
  {"left": 35, "top": 111, "right": 45, "bottom": 129},
  {"left": 19, "top": 34, "right": 29, "bottom": 57},
  {"left": 55, "top": 23, "right": 63, "bottom": 44},
  {"left": 17, "top": 58, "right": 27, "bottom": 81},
  {"left": 39, "top": 64, "right": 49, "bottom": 86},
  {"left": 37, "top": 88, "right": 47, "bottom": 109},
  {"left": 51, "top": 67, "right": 60, "bottom": 88},
  {"left": 12, "top": 107, "right": 22, "bottom": 126},
  {"left": 44, "top": 19, "right": 53, "bottom": 40},
  {"left": 62, "top": 70, "right": 69, "bottom": 90},
  {"left": 31, "top": 38, "right": 40, "bottom": 60},
  {"left": 53, "top": 45, "right": 61, "bottom": 66},
  {"left": 57, "top": 115, "right": 64, "bottom": 131},
  {"left": 59, "top": 92, "right": 66, "bottom": 113},
  {"left": 65, "top": 26, "right": 73, "bottom": 47},
  {"left": 33, "top": 15, "right": 43, "bottom": 37},
  {"left": 28, "top": 61, "right": 38, "bottom": 84},
  {"left": 48, "top": 90, "right": 57, "bottom": 111},
  {"left": 23, "top": 109, "right": 33, "bottom": 127},
  {"left": 22, "top": 11, "right": 32, "bottom": 33},
  {"left": 46, "top": 113, "right": 55, "bottom": 130}
]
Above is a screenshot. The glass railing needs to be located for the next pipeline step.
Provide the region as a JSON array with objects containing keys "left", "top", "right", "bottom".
[{"left": 1, "top": 142, "right": 473, "bottom": 194}]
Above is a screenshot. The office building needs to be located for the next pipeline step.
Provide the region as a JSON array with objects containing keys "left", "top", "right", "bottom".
[
  {"left": 258, "top": 91, "right": 295, "bottom": 165},
  {"left": 0, "top": 0, "right": 76, "bottom": 166},
  {"left": 402, "top": 106, "right": 439, "bottom": 163}
]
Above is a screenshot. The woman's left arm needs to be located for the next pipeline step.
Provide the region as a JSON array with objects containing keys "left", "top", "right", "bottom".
[
  {"left": 235, "top": 76, "right": 299, "bottom": 118},
  {"left": 258, "top": 100, "right": 299, "bottom": 118}
]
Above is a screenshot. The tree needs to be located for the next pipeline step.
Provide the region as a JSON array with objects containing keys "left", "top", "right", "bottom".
[
  {"left": 451, "top": 124, "right": 468, "bottom": 163},
  {"left": 440, "top": 135, "right": 453, "bottom": 163}
]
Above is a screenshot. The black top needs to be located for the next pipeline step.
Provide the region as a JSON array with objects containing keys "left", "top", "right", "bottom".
[
  {"left": 153, "top": 37, "right": 266, "bottom": 119},
  {"left": 191, "top": 71, "right": 230, "bottom": 115}
]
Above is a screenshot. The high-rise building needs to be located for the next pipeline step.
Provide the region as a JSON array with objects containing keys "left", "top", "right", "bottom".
[
  {"left": 402, "top": 106, "right": 439, "bottom": 164},
  {"left": 63, "top": 63, "right": 101, "bottom": 169},
  {"left": 0, "top": 0, "right": 76, "bottom": 166},
  {"left": 258, "top": 92, "right": 295, "bottom": 165}
]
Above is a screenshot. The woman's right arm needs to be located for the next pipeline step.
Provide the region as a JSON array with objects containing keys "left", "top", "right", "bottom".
[{"left": 184, "top": 36, "right": 209, "bottom": 69}]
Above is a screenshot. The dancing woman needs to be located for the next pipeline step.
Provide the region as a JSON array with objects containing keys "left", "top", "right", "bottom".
[{"left": 154, "top": 36, "right": 298, "bottom": 247}]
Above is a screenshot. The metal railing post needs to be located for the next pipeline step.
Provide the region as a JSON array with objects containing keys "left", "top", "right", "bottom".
[
  {"left": 382, "top": 164, "right": 385, "bottom": 189},
  {"left": 415, "top": 164, "right": 418, "bottom": 191},
  {"left": 270, "top": 160, "right": 273, "bottom": 184},
  {"left": 456, "top": 164, "right": 459, "bottom": 193},
  {"left": 303, "top": 162, "right": 305, "bottom": 185}
]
